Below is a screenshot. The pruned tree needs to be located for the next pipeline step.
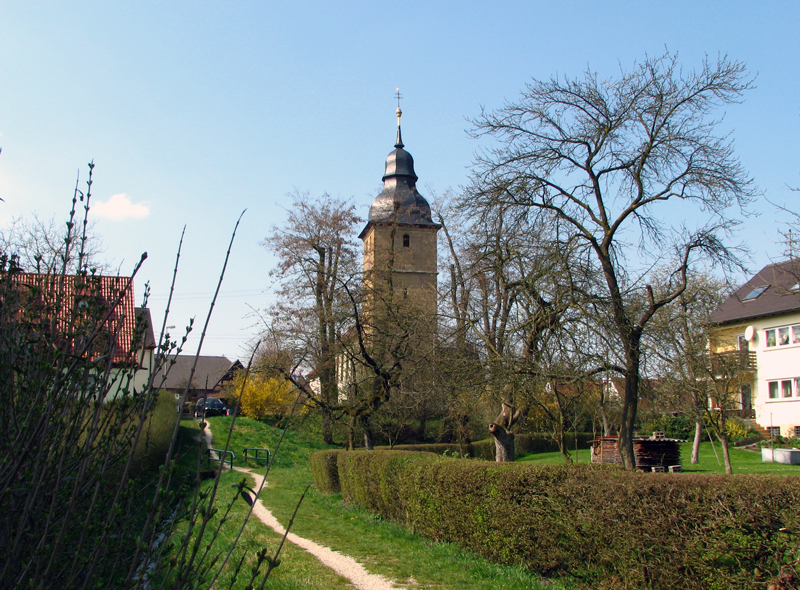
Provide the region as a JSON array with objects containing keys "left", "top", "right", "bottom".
[
  {"left": 263, "top": 192, "right": 362, "bottom": 444},
  {"left": 466, "top": 51, "right": 755, "bottom": 468}
]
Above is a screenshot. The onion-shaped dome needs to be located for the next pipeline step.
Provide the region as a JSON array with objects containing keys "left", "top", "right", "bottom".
[{"left": 368, "top": 122, "right": 436, "bottom": 226}]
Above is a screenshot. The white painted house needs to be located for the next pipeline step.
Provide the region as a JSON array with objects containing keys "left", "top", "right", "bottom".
[{"left": 708, "top": 260, "right": 800, "bottom": 437}]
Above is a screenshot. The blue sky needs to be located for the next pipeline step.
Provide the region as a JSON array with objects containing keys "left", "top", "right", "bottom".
[{"left": 1, "top": 1, "right": 798, "bottom": 360}]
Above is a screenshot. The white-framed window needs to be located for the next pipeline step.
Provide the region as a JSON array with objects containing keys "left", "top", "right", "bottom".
[
  {"left": 765, "top": 324, "right": 800, "bottom": 348},
  {"left": 769, "top": 426, "right": 782, "bottom": 437},
  {"left": 768, "top": 378, "right": 800, "bottom": 400}
]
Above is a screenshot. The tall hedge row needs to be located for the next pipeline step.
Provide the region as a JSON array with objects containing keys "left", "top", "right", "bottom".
[
  {"left": 469, "top": 432, "right": 595, "bottom": 460},
  {"left": 377, "top": 432, "right": 595, "bottom": 460},
  {"left": 308, "top": 449, "right": 342, "bottom": 494},
  {"left": 312, "top": 449, "right": 800, "bottom": 589}
]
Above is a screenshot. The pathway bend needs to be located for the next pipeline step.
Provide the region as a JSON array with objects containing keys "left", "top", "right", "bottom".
[{"left": 200, "top": 422, "right": 405, "bottom": 590}]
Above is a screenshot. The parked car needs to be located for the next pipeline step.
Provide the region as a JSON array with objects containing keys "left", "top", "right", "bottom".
[{"left": 194, "top": 397, "right": 229, "bottom": 418}]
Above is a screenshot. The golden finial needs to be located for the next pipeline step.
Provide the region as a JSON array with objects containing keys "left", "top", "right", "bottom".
[{"left": 395, "top": 87, "right": 403, "bottom": 125}]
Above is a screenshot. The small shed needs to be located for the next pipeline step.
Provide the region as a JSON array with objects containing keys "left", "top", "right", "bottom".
[{"left": 590, "top": 434, "right": 684, "bottom": 471}]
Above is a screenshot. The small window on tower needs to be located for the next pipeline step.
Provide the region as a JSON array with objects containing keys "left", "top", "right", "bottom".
[{"left": 402, "top": 234, "right": 410, "bottom": 248}]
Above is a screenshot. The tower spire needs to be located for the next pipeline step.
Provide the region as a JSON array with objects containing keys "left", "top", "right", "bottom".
[{"left": 395, "top": 87, "right": 404, "bottom": 148}]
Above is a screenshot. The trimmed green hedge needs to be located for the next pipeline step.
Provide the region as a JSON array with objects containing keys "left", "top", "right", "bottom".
[
  {"left": 308, "top": 449, "right": 343, "bottom": 494},
  {"left": 471, "top": 432, "right": 594, "bottom": 460},
  {"left": 376, "top": 443, "right": 471, "bottom": 456},
  {"left": 375, "top": 433, "right": 594, "bottom": 461},
  {"left": 312, "top": 450, "right": 800, "bottom": 589}
]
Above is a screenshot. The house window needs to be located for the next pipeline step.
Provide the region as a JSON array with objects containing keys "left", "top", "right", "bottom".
[
  {"left": 769, "top": 426, "right": 782, "bottom": 437},
  {"left": 402, "top": 234, "right": 410, "bottom": 248},
  {"left": 795, "top": 426, "right": 800, "bottom": 437},
  {"left": 765, "top": 324, "right": 800, "bottom": 348},
  {"left": 768, "top": 379, "right": 800, "bottom": 400}
]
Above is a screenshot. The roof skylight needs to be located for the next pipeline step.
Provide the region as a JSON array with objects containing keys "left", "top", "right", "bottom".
[{"left": 743, "top": 285, "right": 769, "bottom": 301}]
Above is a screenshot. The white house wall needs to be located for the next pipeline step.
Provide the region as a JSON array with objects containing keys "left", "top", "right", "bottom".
[{"left": 743, "top": 310, "right": 800, "bottom": 436}]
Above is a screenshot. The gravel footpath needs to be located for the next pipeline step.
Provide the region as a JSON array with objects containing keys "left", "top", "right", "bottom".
[{"left": 201, "top": 423, "right": 405, "bottom": 590}]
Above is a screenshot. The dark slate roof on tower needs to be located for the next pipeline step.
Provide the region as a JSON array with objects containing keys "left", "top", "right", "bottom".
[{"left": 366, "top": 107, "right": 437, "bottom": 227}]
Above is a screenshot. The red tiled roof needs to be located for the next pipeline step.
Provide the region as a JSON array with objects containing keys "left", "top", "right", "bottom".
[{"left": 9, "top": 273, "right": 139, "bottom": 364}]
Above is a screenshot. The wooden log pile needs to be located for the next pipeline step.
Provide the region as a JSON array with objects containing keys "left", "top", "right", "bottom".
[{"left": 590, "top": 436, "right": 684, "bottom": 470}]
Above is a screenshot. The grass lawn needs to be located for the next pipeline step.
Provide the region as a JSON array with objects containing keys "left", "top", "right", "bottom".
[
  {"left": 517, "top": 440, "right": 800, "bottom": 474},
  {"left": 175, "top": 419, "right": 354, "bottom": 590},
  {"left": 201, "top": 416, "right": 570, "bottom": 590}
]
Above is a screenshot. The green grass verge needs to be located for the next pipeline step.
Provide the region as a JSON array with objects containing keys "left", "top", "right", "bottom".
[
  {"left": 516, "top": 441, "right": 800, "bottom": 474},
  {"left": 203, "top": 416, "right": 568, "bottom": 590},
  {"left": 174, "top": 420, "right": 353, "bottom": 589}
]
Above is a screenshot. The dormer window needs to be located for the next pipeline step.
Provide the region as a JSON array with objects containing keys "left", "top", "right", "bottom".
[
  {"left": 743, "top": 285, "right": 769, "bottom": 301},
  {"left": 402, "top": 234, "right": 410, "bottom": 248}
]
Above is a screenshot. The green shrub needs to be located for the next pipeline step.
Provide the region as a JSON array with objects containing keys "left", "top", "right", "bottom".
[
  {"left": 309, "top": 449, "right": 344, "bottom": 493},
  {"left": 470, "top": 433, "right": 594, "bottom": 460},
  {"left": 335, "top": 450, "right": 800, "bottom": 589},
  {"left": 515, "top": 432, "right": 594, "bottom": 455},
  {"left": 378, "top": 443, "right": 471, "bottom": 456},
  {"left": 724, "top": 416, "right": 759, "bottom": 443},
  {"left": 133, "top": 389, "right": 180, "bottom": 468},
  {"left": 470, "top": 439, "right": 496, "bottom": 460},
  {"left": 642, "top": 414, "right": 696, "bottom": 439},
  {"left": 337, "top": 451, "right": 438, "bottom": 521}
]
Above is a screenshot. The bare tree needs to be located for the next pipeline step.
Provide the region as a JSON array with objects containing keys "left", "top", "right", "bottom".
[
  {"left": 467, "top": 51, "right": 755, "bottom": 468},
  {"left": 0, "top": 214, "right": 108, "bottom": 274},
  {"left": 263, "top": 192, "right": 362, "bottom": 444},
  {"left": 438, "top": 189, "right": 610, "bottom": 462},
  {"left": 645, "top": 272, "right": 729, "bottom": 463}
]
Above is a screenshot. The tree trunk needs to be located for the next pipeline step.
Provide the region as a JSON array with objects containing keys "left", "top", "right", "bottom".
[
  {"left": 360, "top": 415, "right": 375, "bottom": 451},
  {"left": 321, "top": 406, "right": 334, "bottom": 445},
  {"left": 347, "top": 415, "right": 356, "bottom": 451},
  {"left": 599, "top": 404, "right": 612, "bottom": 436},
  {"left": 720, "top": 435, "right": 733, "bottom": 474},
  {"left": 489, "top": 423, "right": 515, "bottom": 462},
  {"left": 717, "top": 414, "right": 733, "bottom": 474},
  {"left": 553, "top": 389, "right": 572, "bottom": 464},
  {"left": 556, "top": 429, "right": 572, "bottom": 464},
  {"left": 618, "top": 372, "right": 639, "bottom": 470},
  {"left": 691, "top": 417, "right": 703, "bottom": 464}
]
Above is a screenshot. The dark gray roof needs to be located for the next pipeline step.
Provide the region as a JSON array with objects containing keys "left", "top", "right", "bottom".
[
  {"left": 134, "top": 308, "right": 156, "bottom": 349},
  {"left": 361, "top": 125, "right": 440, "bottom": 235},
  {"left": 708, "top": 260, "right": 800, "bottom": 326},
  {"left": 154, "top": 355, "right": 242, "bottom": 392}
]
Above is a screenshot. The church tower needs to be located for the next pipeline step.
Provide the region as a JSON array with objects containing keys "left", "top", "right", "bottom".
[{"left": 359, "top": 105, "right": 440, "bottom": 345}]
